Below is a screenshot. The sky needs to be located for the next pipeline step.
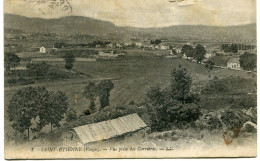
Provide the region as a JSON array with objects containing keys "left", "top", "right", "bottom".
[{"left": 4, "top": 0, "right": 256, "bottom": 27}]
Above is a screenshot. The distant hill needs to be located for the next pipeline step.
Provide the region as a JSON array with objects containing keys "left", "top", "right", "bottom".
[
  {"left": 4, "top": 14, "right": 256, "bottom": 41},
  {"left": 4, "top": 14, "right": 123, "bottom": 35},
  {"left": 123, "top": 24, "right": 256, "bottom": 41}
]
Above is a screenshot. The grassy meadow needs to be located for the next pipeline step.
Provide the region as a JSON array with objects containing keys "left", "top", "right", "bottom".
[{"left": 4, "top": 52, "right": 256, "bottom": 143}]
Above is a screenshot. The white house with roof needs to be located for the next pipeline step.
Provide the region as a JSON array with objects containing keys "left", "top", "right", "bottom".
[
  {"left": 39, "top": 46, "right": 46, "bottom": 53},
  {"left": 107, "top": 43, "right": 115, "bottom": 48},
  {"left": 205, "top": 52, "right": 216, "bottom": 59},
  {"left": 227, "top": 57, "right": 240, "bottom": 70},
  {"left": 160, "top": 45, "right": 170, "bottom": 50},
  {"left": 135, "top": 42, "right": 142, "bottom": 48}
]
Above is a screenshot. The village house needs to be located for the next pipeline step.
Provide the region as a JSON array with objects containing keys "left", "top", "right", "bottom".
[
  {"left": 39, "top": 45, "right": 57, "bottom": 54},
  {"left": 107, "top": 43, "right": 115, "bottom": 48},
  {"left": 135, "top": 42, "right": 143, "bottom": 48},
  {"left": 39, "top": 46, "right": 46, "bottom": 53},
  {"left": 124, "top": 42, "right": 132, "bottom": 47},
  {"left": 10, "top": 66, "right": 27, "bottom": 71},
  {"left": 227, "top": 57, "right": 241, "bottom": 70},
  {"left": 182, "top": 53, "right": 193, "bottom": 60},
  {"left": 142, "top": 42, "right": 150, "bottom": 49},
  {"left": 155, "top": 45, "right": 160, "bottom": 49},
  {"left": 160, "top": 45, "right": 170, "bottom": 50},
  {"left": 182, "top": 53, "right": 187, "bottom": 59},
  {"left": 116, "top": 43, "right": 124, "bottom": 49},
  {"left": 204, "top": 52, "right": 216, "bottom": 59},
  {"left": 62, "top": 113, "right": 148, "bottom": 147},
  {"left": 159, "top": 42, "right": 172, "bottom": 50},
  {"left": 148, "top": 44, "right": 155, "bottom": 49}
]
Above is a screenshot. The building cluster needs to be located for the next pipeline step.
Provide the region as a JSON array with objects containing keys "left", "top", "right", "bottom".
[{"left": 103, "top": 40, "right": 174, "bottom": 51}]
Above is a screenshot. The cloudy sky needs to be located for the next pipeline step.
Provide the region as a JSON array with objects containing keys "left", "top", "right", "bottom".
[{"left": 4, "top": 0, "right": 256, "bottom": 27}]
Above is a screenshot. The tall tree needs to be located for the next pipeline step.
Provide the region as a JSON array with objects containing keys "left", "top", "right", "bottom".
[
  {"left": 8, "top": 86, "right": 69, "bottom": 140},
  {"left": 234, "top": 44, "right": 238, "bottom": 53},
  {"left": 146, "top": 65, "right": 201, "bottom": 131},
  {"left": 38, "top": 91, "right": 69, "bottom": 132},
  {"left": 4, "top": 52, "right": 21, "bottom": 71},
  {"left": 240, "top": 52, "right": 256, "bottom": 71},
  {"left": 63, "top": 53, "right": 75, "bottom": 70},
  {"left": 97, "top": 80, "right": 114, "bottom": 109},
  {"left": 83, "top": 82, "right": 97, "bottom": 112},
  {"left": 154, "top": 39, "right": 162, "bottom": 45},
  {"left": 170, "top": 65, "right": 192, "bottom": 103},
  {"left": 193, "top": 44, "right": 206, "bottom": 63},
  {"left": 181, "top": 45, "right": 193, "bottom": 57},
  {"left": 146, "top": 85, "right": 165, "bottom": 106},
  {"left": 8, "top": 87, "right": 49, "bottom": 141}
]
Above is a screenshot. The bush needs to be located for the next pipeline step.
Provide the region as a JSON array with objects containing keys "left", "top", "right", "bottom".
[
  {"left": 231, "top": 95, "right": 256, "bottom": 110},
  {"left": 213, "top": 76, "right": 218, "bottom": 80},
  {"left": 195, "top": 111, "right": 222, "bottom": 131},
  {"left": 7, "top": 77, "right": 34, "bottom": 86},
  {"left": 201, "top": 81, "right": 228, "bottom": 94},
  {"left": 26, "top": 62, "right": 50, "bottom": 78},
  {"left": 241, "top": 123, "right": 257, "bottom": 133},
  {"left": 129, "top": 100, "right": 135, "bottom": 105},
  {"left": 63, "top": 53, "right": 75, "bottom": 70},
  {"left": 66, "top": 109, "right": 78, "bottom": 122},
  {"left": 148, "top": 101, "right": 201, "bottom": 131},
  {"left": 240, "top": 52, "right": 256, "bottom": 71},
  {"left": 221, "top": 110, "right": 245, "bottom": 130},
  {"left": 65, "top": 62, "right": 74, "bottom": 70}
]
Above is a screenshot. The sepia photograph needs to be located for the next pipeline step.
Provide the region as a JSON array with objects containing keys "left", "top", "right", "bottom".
[{"left": 3, "top": 0, "right": 257, "bottom": 159}]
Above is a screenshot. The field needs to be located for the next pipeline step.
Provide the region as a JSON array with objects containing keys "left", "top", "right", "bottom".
[
  {"left": 4, "top": 52, "right": 256, "bottom": 143},
  {"left": 210, "top": 55, "right": 240, "bottom": 66}
]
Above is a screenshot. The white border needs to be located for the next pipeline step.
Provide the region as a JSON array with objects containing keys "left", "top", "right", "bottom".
[{"left": 0, "top": 0, "right": 259, "bottom": 160}]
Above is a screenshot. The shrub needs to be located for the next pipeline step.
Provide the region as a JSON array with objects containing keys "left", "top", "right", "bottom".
[
  {"left": 195, "top": 112, "right": 222, "bottom": 131},
  {"left": 26, "top": 62, "right": 50, "bottom": 78},
  {"left": 241, "top": 123, "right": 256, "bottom": 133},
  {"left": 129, "top": 100, "right": 135, "bottom": 105},
  {"left": 7, "top": 77, "right": 34, "bottom": 86},
  {"left": 148, "top": 101, "right": 201, "bottom": 131},
  {"left": 221, "top": 110, "right": 245, "bottom": 130},
  {"left": 66, "top": 109, "right": 78, "bottom": 122},
  {"left": 63, "top": 53, "right": 75, "bottom": 70},
  {"left": 201, "top": 81, "right": 228, "bottom": 94}
]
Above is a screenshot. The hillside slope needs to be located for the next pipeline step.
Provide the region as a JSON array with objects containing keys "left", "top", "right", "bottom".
[{"left": 4, "top": 14, "right": 256, "bottom": 41}]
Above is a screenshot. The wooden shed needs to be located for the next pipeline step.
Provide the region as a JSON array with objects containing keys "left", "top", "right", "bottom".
[{"left": 63, "top": 113, "right": 148, "bottom": 147}]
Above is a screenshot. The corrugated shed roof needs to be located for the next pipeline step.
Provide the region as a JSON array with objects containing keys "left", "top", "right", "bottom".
[{"left": 73, "top": 113, "right": 147, "bottom": 144}]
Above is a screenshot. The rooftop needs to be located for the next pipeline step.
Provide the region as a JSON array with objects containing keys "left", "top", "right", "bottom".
[{"left": 72, "top": 113, "right": 147, "bottom": 144}]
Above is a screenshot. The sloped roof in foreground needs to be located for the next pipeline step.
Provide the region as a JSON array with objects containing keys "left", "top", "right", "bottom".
[{"left": 72, "top": 113, "right": 147, "bottom": 144}]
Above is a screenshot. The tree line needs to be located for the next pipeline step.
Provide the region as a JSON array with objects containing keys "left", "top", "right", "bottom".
[
  {"left": 181, "top": 44, "right": 206, "bottom": 63},
  {"left": 7, "top": 80, "right": 114, "bottom": 141},
  {"left": 221, "top": 44, "right": 255, "bottom": 53},
  {"left": 5, "top": 52, "right": 76, "bottom": 73}
]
